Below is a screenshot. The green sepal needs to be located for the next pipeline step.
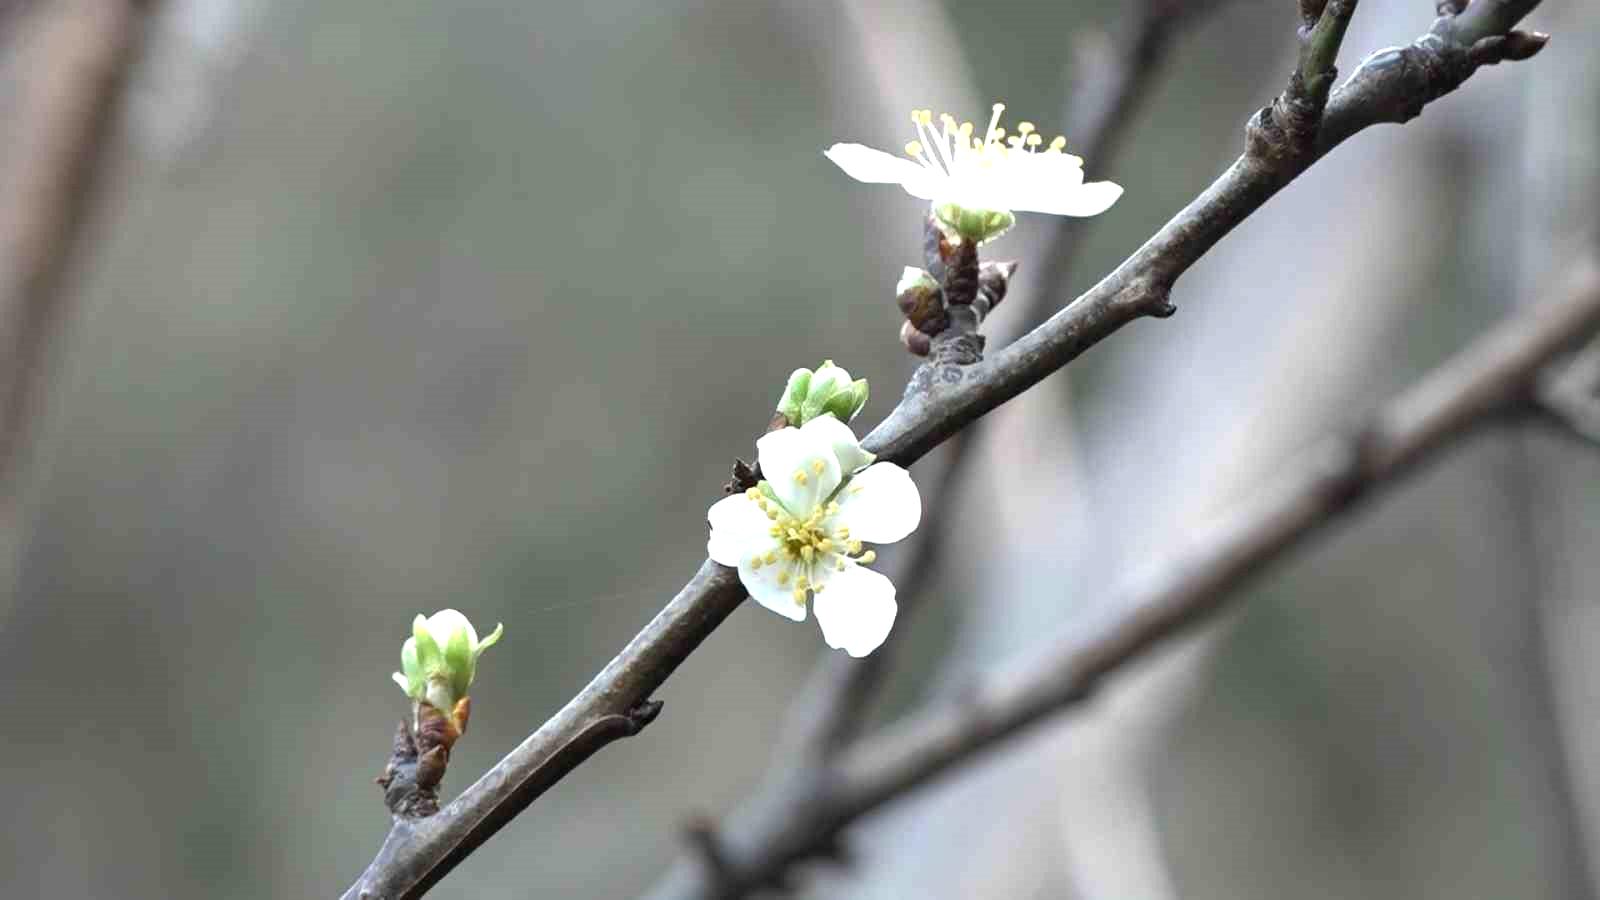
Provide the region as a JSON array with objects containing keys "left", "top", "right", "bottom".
[
  {"left": 444, "top": 623, "right": 474, "bottom": 702},
  {"left": 820, "top": 378, "right": 869, "bottom": 422},
  {"left": 776, "top": 368, "right": 812, "bottom": 421},
  {"left": 412, "top": 615, "right": 444, "bottom": 682},
  {"left": 934, "top": 203, "right": 1015, "bottom": 245},
  {"left": 474, "top": 622, "right": 504, "bottom": 661}
]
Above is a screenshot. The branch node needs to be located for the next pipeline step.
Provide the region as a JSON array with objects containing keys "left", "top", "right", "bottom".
[{"left": 627, "top": 698, "right": 665, "bottom": 733}]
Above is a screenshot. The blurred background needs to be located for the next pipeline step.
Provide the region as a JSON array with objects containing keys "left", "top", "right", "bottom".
[{"left": 0, "top": 0, "right": 1596, "bottom": 897}]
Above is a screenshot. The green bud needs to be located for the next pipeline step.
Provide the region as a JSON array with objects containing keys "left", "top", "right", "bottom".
[
  {"left": 775, "top": 360, "right": 870, "bottom": 426},
  {"left": 800, "top": 360, "right": 854, "bottom": 423},
  {"left": 392, "top": 609, "right": 504, "bottom": 713},
  {"left": 775, "top": 367, "right": 812, "bottom": 422},
  {"left": 934, "top": 202, "right": 1015, "bottom": 245},
  {"left": 819, "top": 378, "right": 869, "bottom": 423}
]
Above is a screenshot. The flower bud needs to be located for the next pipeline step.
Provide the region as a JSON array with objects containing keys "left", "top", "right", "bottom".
[
  {"left": 776, "top": 360, "right": 869, "bottom": 425},
  {"left": 392, "top": 609, "right": 504, "bottom": 721}
]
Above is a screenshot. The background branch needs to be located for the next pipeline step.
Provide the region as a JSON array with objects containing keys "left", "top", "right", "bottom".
[
  {"left": 666, "top": 260, "right": 1600, "bottom": 894},
  {"left": 0, "top": 0, "right": 154, "bottom": 503},
  {"left": 341, "top": 3, "right": 1549, "bottom": 896}
]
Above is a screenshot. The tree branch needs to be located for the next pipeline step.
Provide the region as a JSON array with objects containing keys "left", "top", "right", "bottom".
[
  {"left": 652, "top": 0, "right": 1241, "bottom": 889},
  {"left": 341, "top": 3, "right": 1549, "bottom": 896},
  {"left": 645, "top": 259, "right": 1600, "bottom": 897}
]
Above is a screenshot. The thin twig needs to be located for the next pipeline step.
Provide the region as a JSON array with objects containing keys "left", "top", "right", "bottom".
[
  {"left": 0, "top": 0, "right": 156, "bottom": 503},
  {"left": 340, "top": 3, "right": 1548, "bottom": 896},
  {"left": 655, "top": 260, "right": 1600, "bottom": 896}
]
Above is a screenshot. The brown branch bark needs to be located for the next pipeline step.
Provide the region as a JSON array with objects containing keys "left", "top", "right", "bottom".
[
  {"left": 340, "top": 3, "right": 1549, "bottom": 896},
  {"left": 649, "top": 259, "right": 1600, "bottom": 898},
  {"left": 0, "top": 0, "right": 155, "bottom": 504}
]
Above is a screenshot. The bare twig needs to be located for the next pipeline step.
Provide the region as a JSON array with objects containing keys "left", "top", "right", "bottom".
[
  {"left": 0, "top": 0, "right": 156, "bottom": 503},
  {"left": 341, "top": 3, "right": 1549, "bottom": 896},
  {"left": 650, "top": 260, "right": 1600, "bottom": 896}
]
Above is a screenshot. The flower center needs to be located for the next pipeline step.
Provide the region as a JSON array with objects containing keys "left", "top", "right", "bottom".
[
  {"left": 744, "top": 485, "right": 877, "bottom": 607},
  {"left": 901, "top": 102, "right": 1071, "bottom": 179}
]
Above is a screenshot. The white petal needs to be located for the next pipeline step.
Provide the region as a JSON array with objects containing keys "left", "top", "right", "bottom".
[
  {"left": 1019, "top": 179, "right": 1122, "bottom": 217},
  {"left": 824, "top": 144, "right": 944, "bottom": 201},
  {"left": 426, "top": 609, "right": 476, "bottom": 648},
  {"left": 834, "top": 463, "right": 921, "bottom": 544},
  {"left": 813, "top": 565, "right": 897, "bottom": 657},
  {"left": 824, "top": 143, "right": 927, "bottom": 185},
  {"left": 757, "top": 426, "right": 841, "bottom": 516},
  {"left": 799, "top": 414, "right": 874, "bottom": 475},
  {"left": 738, "top": 544, "right": 806, "bottom": 622},
  {"left": 707, "top": 494, "right": 771, "bottom": 567}
]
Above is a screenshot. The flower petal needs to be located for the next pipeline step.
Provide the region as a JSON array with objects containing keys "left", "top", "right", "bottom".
[
  {"left": 1020, "top": 179, "right": 1123, "bottom": 217},
  {"left": 707, "top": 493, "right": 771, "bottom": 566},
  {"left": 426, "top": 609, "right": 478, "bottom": 649},
  {"left": 737, "top": 542, "right": 806, "bottom": 622},
  {"left": 757, "top": 426, "right": 841, "bottom": 516},
  {"left": 834, "top": 462, "right": 921, "bottom": 544},
  {"left": 824, "top": 143, "right": 926, "bottom": 185},
  {"left": 799, "top": 414, "right": 874, "bottom": 476},
  {"left": 824, "top": 144, "right": 943, "bottom": 201},
  {"left": 813, "top": 564, "right": 898, "bottom": 657}
]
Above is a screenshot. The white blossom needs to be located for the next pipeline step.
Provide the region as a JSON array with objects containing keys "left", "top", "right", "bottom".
[
  {"left": 824, "top": 103, "right": 1122, "bottom": 242},
  {"left": 707, "top": 416, "right": 921, "bottom": 657}
]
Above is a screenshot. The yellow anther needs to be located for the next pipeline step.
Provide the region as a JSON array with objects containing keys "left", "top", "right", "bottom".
[
  {"left": 959, "top": 121, "right": 974, "bottom": 136},
  {"left": 749, "top": 556, "right": 763, "bottom": 570},
  {"left": 848, "top": 540, "right": 863, "bottom": 555},
  {"left": 904, "top": 140, "right": 923, "bottom": 158},
  {"left": 1018, "top": 121, "right": 1035, "bottom": 135},
  {"left": 777, "top": 571, "right": 791, "bottom": 586},
  {"left": 817, "top": 538, "right": 833, "bottom": 553},
  {"left": 764, "top": 550, "right": 778, "bottom": 565},
  {"left": 836, "top": 559, "right": 848, "bottom": 572},
  {"left": 859, "top": 550, "right": 877, "bottom": 564},
  {"left": 1026, "top": 133, "right": 1042, "bottom": 147},
  {"left": 795, "top": 574, "right": 809, "bottom": 589},
  {"left": 992, "top": 102, "right": 1005, "bottom": 112},
  {"left": 769, "top": 525, "right": 782, "bottom": 538},
  {"left": 793, "top": 470, "right": 808, "bottom": 486},
  {"left": 792, "top": 588, "right": 807, "bottom": 605},
  {"left": 826, "top": 502, "right": 841, "bottom": 516},
  {"left": 766, "top": 509, "right": 779, "bottom": 520},
  {"left": 811, "top": 459, "right": 826, "bottom": 475},
  {"left": 835, "top": 526, "right": 850, "bottom": 539},
  {"left": 745, "top": 487, "right": 761, "bottom": 500},
  {"left": 1049, "top": 135, "right": 1067, "bottom": 151},
  {"left": 801, "top": 545, "right": 815, "bottom": 563}
]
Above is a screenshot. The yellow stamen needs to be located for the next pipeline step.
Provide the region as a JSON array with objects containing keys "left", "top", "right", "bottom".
[
  {"left": 859, "top": 550, "right": 877, "bottom": 564},
  {"left": 777, "top": 571, "right": 791, "bottom": 586},
  {"left": 904, "top": 140, "right": 923, "bottom": 158},
  {"left": 811, "top": 459, "right": 826, "bottom": 475},
  {"left": 793, "top": 588, "right": 807, "bottom": 605},
  {"left": 793, "top": 470, "right": 808, "bottom": 486}
]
